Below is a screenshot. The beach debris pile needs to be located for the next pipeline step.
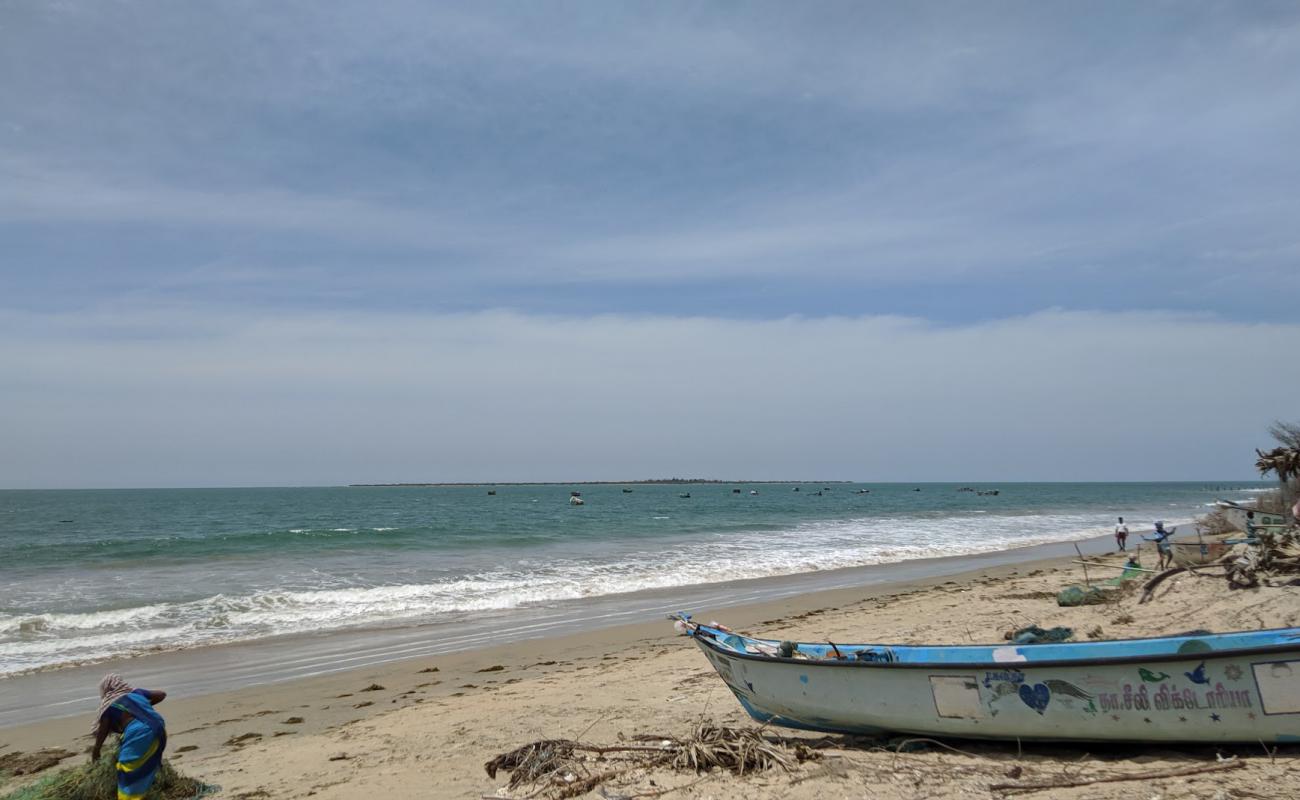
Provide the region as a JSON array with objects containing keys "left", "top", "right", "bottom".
[
  {"left": 0, "top": 758, "right": 211, "bottom": 800},
  {"left": 1224, "top": 527, "right": 1300, "bottom": 590},
  {"left": 483, "top": 723, "right": 819, "bottom": 799},
  {"left": 1138, "top": 526, "right": 1300, "bottom": 602}
]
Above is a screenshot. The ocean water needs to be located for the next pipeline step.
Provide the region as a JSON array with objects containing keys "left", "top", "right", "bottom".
[{"left": 0, "top": 481, "right": 1267, "bottom": 676}]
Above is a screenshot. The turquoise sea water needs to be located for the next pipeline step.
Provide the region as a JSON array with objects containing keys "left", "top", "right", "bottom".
[{"left": 0, "top": 481, "right": 1269, "bottom": 675}]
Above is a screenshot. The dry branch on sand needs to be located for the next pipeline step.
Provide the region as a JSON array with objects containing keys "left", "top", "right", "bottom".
[
  {"left": 1222, "top": 529, "right": 1300, "bottom": 590},
  {"left": 483, "top": 724, "right": 819, "bottom": 799}
]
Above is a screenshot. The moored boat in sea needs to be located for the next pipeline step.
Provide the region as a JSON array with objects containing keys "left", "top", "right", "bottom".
[{"left": 673, "top": 614, "right": 1300, "bottom": 743}]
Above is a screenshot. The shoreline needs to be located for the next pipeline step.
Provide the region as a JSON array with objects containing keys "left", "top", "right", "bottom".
[
  {"left": 1, "top": 551, "right": 1065, "bottom": 753},
  {"left": 3, "top": 527, "right": 1295, "bottom": 799},
  {"left": 0, "top": 530, "right": 1131, "bottom": 731},
  {"left": 1, "top": 531, "right": 1137, "bottom": 752}
]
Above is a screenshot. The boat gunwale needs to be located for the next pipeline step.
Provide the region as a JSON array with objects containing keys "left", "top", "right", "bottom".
[{"left": 691, "top": 626, "right": 1300, "bottom": 671}]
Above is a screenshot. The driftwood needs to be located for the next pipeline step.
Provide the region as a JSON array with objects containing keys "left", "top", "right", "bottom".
[
  {"left": 1138, "top": 567, "right": 1187, "bottom": 603},
  {"left": 989, "top": 758, "right": 1245, "bottom": 794},
  {"left": 483, "top": 725, "right": 818, "bottom": 799}
]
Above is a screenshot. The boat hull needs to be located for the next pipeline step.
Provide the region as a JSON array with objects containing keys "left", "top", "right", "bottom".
[
  {"left": 1169, "top": 540, "right": 1231, "bottom": 567},
  {"left": 692, "top": 635, "right": 1300, "bottom": 743},
  {"left": 1215, "top": 501, "right": 1286, "bottom": 532}
]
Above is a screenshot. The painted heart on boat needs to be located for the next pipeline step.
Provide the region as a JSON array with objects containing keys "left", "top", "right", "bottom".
[{"left": 1018, "top": 682, "right": 1051, "bottom": 714}]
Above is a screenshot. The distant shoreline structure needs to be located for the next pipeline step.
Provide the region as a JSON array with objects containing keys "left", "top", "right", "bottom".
[{"left": 348, "top": 479, "right": 856, "bottom": 487}]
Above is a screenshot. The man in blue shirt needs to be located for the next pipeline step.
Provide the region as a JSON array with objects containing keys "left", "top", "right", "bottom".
[{"left": 1144, "top": 521, "right": 1173, "bottom": 570}]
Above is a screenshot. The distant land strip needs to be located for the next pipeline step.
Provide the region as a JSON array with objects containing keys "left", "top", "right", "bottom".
[{"left": 349, "top": 479, "right": 854, "bottom": 487}]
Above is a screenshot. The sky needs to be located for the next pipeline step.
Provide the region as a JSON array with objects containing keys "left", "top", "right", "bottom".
[{"left": 2, "top": 1, "right": 1299, "bottom": 488}]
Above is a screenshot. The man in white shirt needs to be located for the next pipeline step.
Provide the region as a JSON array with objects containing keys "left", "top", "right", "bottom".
[{"left": 1114, "top": 517, "right": 1129, "bottom": 551}]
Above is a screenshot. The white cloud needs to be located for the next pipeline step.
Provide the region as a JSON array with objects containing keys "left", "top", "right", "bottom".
[
  {"left": 2, "top": 307, "right": 1295, "bottom": 488},
  {"left": 0, "top": 158, "right": 502, "bottom": 252}
]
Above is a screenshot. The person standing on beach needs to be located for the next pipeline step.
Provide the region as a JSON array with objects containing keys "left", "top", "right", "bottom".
[
  {"left": 91, "top": 674, "right": 168, "bottom": 799},
  {"left": 1144, "top": 521, "right": 1173, "bottom": 570},
  {"left": 1114, "top": 517, "right": 1129, "bottom": 551}
]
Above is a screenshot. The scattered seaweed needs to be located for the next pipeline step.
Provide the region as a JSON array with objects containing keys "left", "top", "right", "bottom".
[
  {"left": 0, "top": 750, "right": 74, "bottom": 778},
  {"left": 1, "top": 758, "right": 210, "bottom": 800}
]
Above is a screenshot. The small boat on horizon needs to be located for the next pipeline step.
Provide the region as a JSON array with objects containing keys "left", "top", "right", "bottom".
[{"left": 673, "top": 615, "right": 1300, "bottom": 743}]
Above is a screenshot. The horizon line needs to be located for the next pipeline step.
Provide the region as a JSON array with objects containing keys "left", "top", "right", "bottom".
[{"left": 0, "top": 478, "right": 1273, "bottom": 492}]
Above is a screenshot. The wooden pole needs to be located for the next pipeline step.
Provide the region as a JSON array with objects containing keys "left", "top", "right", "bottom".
[{"left": 1071, "top": 560, "right": 1158, "bottom": 574}]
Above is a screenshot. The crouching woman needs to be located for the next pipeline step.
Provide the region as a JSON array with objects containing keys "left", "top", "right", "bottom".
[{"left": 91, "top": 674, "right": 168, "bottom": 800}]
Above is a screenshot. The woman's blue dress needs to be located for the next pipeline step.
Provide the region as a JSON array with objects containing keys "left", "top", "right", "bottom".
[{"left": 105, "top": 690, "right": 167, "bottom": 799}]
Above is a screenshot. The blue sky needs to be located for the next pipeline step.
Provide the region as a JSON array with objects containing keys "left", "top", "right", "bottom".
[{"left": 2, "top": 2, "right": 1299, "bottom": 487}]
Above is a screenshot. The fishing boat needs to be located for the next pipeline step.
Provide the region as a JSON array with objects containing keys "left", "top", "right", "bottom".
[
  {"left": 672, "top": 614, "right": 1300, "bottom": 743},
  {"left": 1215, "top": 500, "right": 1286, "bottom": 532},
  {"left": 1168, "top": 538, "right": 1233, "bottom": 568}
]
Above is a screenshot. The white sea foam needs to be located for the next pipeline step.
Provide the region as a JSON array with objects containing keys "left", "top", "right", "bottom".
[{"left": 0, "top": 509, "right": 1196, "bottom": 675}]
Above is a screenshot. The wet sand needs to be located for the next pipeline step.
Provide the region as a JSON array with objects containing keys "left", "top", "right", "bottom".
[
  {"left": 1, "top": 533, "right": 1124, "bottom": 730},
  {"left": 3, "top": 539, "right": 1298, "bottom": 798}
]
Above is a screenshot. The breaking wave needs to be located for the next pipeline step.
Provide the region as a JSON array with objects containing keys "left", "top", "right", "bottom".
[{"left": 0, "top": 510, "right": 1148, "bottom": 675}]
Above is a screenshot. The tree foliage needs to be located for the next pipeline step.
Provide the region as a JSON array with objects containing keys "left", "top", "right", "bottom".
[{"left": 1257, "top": 420, "right": 1300, "bottom": 482}]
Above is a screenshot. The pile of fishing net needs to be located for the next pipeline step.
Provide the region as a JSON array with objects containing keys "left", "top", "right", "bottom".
[{"left": 0, "top": 759, "right": 211, "bottom": 800}]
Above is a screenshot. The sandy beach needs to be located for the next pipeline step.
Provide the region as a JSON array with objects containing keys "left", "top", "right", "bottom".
[{"left": 4, "top": 539, "right": 1298, "bottom": 799}]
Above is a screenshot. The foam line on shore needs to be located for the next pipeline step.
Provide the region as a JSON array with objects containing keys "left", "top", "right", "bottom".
[{"left": 0, "top": 531, "right": 1127, "bottom": 729}]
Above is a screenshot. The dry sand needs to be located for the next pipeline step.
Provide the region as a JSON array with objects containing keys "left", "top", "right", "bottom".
[{"left": 4, "top": 548, "right": 1299, "bottom": 799}]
